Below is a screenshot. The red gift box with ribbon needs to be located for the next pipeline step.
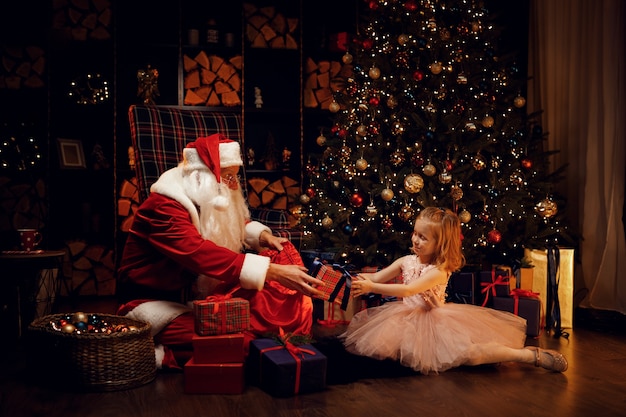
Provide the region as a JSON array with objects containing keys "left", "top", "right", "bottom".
[
  {"left": 492, "top": 289, "right": 543, "bottom": 337},
  {"left": 193, "top": 292, "right": 250, "bottom": 336},
  {"left": 247, "top": 331, "right": 327, "bottom": 397},
  {"left": 192, "top": 333, "right": 246, "bottom": 363},
  {"left": 479, "top": 268, "right": 511, "bottom": 307},
  {"left": 184, "top": 358, "right": 245, "bottom": 394}
]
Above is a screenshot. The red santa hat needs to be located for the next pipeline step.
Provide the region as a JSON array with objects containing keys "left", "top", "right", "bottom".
[
  {"left": 183, "top": 134, "right": 243, "bottom": 179},
  {"left": 182, "top": 133, "right": 243, "bottom": 209}
]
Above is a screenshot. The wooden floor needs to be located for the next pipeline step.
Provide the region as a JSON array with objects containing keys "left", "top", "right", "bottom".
[{"left": 1, "top": 297, "right": 625, "bottom": 417}]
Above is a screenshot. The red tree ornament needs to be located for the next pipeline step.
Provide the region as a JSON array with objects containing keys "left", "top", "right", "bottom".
[
  {"left": 487, "top": 229, "right": 502, "bottom": 244},
  {"left": 350, "top": 192, "right": 364, "bottom": 207}
]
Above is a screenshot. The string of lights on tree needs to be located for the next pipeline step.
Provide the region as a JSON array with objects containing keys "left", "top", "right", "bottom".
[{"left": 300, "top": 0, "right": 576, "bottom": 268}]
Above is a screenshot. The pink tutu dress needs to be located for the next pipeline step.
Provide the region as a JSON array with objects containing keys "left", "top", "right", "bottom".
[{"left": 342, "top": 255, "right": 527, "bottom": 374}]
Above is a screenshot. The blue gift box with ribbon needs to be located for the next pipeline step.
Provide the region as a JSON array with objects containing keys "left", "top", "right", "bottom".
[
  {"left": 247, "top": 337, "right": 327, "bottom": 397},
  {"left": 478, "top": 268, "right": 511, "bottom": 307},
  {"left": 446, "top": 271, "right": 476, "bottom": 305}
]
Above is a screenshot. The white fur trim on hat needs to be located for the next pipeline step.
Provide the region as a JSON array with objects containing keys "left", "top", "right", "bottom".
[
  {"left": 183, "top": 147, "right": 209, "bottom": 173},
  {"left": 219, "top": 140, "right": 243, "bottom": 168}
]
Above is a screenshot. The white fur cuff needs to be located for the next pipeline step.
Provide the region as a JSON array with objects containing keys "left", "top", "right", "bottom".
[
  {"left": 240, "top": 253, "right": 270, "bottom": 290},
  {"left": 244, "top": 221, "right": 272, "bottom": 252}
]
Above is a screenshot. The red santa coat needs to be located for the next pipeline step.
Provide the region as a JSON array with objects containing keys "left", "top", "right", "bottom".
[{"left": 117, "top": 192, "right": 312, "bottom": 368}]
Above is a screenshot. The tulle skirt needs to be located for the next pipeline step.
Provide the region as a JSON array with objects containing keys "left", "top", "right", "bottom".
[{"left": 342, "top": 301, "right": 527, "bottom": 374}]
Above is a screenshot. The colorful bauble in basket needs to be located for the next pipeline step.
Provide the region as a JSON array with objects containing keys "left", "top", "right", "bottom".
[{"left": 28, "top": 313, "right": 157, "bottom": 392}]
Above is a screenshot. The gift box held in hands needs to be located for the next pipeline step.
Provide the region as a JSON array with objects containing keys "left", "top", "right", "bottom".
[
  {"left": 308, "top": 258, "right": 354, "bottom": 311},
  {"left": 247, "top": 332, "right": 327, "bottom": 397},
  {"left": 193, "top": 294, "right": 250, "bottom": 336}
]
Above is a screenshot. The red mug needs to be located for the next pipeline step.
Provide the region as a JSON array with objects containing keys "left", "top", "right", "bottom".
[{"left": 18, "top": 228, "right": 42, "bottom": 252}]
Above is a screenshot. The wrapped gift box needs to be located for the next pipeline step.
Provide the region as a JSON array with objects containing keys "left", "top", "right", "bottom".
[
  {"left": 300, "top": 250, "right": 338, "bottom": 269},
  {"left": 495, "top": 264, "right": 535, "bottom": 292},
  {"left": 193, "top": 296, "right": 250, "bottom": 336},
  {"left": 509, "top": 267, "right": 534, "bottom": 292},
  {"left": 525, "top": 247, "right": 574, "bottom": 329},
  {"left": 318, "top": 297, "right": 366, "bottom": 326},
  {"left": 184, "top": 358, "right": 245, "bottom": 394},
  {"left": 247, "top": 338, "right": 327, "bottom": 397},
  {"left": 478, "top": 269, "right": 511, "bottom": 307},
  {"left": 308, "top": 259, "right": 354, "bottom": 311},
  {"left": 492, "top": 295, "right": 542, "bottom": 337},
  {"left": 192, "top": 333, "right": 246, "bottom": 364},
  {"left": 446, "top": 271, "right": 475, "bottom": 304}
]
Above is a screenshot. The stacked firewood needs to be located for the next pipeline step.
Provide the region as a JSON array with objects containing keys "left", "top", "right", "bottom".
[
  {"left": 183, "top": 51, "right": 242, "bottom": 106},
  {"left": 0, "top": 46, "right": 45, "bottom": 90},
  {"left": 304, "top": 57, "right": 353, "bottom": 109},
  {"left": 51, "top": 0, "right": 112, "bottom": 41},
  {"left": 244, "top": 3, "right": 299, "bottom": 49},
  {"left": 247, "top": 176, "right": 300, "bottom": 210},
  {"left": 117, "top": 177, "right": 140, "bottom": 233},
  {"left": 63, "top": 240, "right": 116, "bottom": 297}
]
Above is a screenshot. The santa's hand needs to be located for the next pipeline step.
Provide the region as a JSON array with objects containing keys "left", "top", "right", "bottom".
[
  {"left": 266, "top": 263, "right": 325, "bottom": 298},
  {"left": 259, "top": 230, "right": 288, "bottom": 251}
]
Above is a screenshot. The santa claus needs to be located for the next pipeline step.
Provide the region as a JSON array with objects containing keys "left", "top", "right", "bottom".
[{"left": 117, "top": 133, "right": 322, "bottom": 370}]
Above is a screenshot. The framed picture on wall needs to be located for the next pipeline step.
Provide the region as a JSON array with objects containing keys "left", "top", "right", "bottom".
[{"left": 57, "top": 138, "right": 86, "bottom": 169}]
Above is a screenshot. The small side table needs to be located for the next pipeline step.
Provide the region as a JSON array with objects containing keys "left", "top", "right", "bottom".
[{"left": 0, "top": 250, "right": 67, "bottom": 339}]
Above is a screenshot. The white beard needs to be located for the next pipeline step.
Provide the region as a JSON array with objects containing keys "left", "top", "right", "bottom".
[{"left": 183, "top": 170, "right": 249, "bottom": 252}]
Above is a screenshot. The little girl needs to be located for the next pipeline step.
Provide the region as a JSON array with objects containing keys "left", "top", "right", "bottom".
[{"left": 342, "top": 207, "right": 567, "bottom": 374}]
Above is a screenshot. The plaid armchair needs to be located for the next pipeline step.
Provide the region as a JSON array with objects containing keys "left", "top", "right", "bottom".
[{"left": 128, "top": 105, "right": 302, "bottom": 248}]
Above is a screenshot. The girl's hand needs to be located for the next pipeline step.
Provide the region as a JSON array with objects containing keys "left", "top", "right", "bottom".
[{"left": 351, "top": 274, "right": 373, "bottom": 297}]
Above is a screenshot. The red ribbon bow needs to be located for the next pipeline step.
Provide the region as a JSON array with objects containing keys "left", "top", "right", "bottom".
[
  {"left": 509, "top": 288, "right": 545, "bottom": 335},
  {"left": 203, "top": 286, "right": 240, "bottom": 333},
  {"left": 480, "top": 269, "right": 510, "bottom": 307}
]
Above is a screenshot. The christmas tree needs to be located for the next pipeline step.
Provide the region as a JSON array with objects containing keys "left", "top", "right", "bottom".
[{"left": 301, "top": 0, "right": 575, "bottom": 268}]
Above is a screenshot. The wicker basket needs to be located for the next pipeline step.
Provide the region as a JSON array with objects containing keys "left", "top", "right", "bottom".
[{"left": 28, "top": 313, "right": 157, "bottom": 392}]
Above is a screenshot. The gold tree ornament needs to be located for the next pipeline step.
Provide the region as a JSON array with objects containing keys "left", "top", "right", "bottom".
[
  {"left": 472, "top": 153, "right": 487, "bottom": 170},
  {"left": 459, "top": 209, "right": 471, "bottom": 223},
  {"left": 404, "top": 173, "right": 424, "bottom": 193},
  {"left": 535, "top": 198, "right": 558, "bottom": 218},
  {"left": 423, "top": 163, "right": 437, "bottom": 176},
  {"left": 137, "top": 65, "right": 160, "bottom": 104},
  {"left": 398, "top": 204, "right": 415, "bottom": 222},
  {"left": 321, "top": 215, "right": 333, "bottom": 229},
  {"left": 381, "top": 187, "right": 394, "bottom": 201},
  {"left": 450, "top": 184, "right": 463, "bottom": 201}
]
